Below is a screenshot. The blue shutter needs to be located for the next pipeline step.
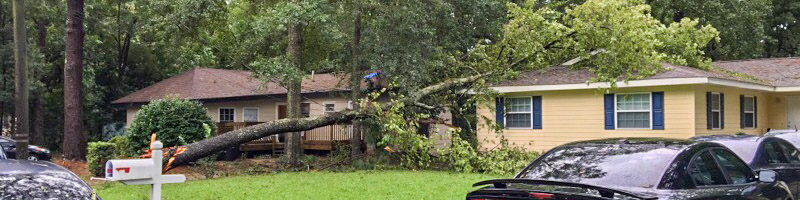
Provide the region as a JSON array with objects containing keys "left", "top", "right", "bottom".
[
  {"left": 740, "top": 95, "right": 745, "bottom": 129},
  {"left": 754, "top": 96, "right": 758, "bottom": 128},
  {"left": 533, "top": 96, "right": 542, "bottom": 129},
  {"left": 706, "top": 92, "right": 712, "bottom": 129},
  {"left": 604, "top": 94, "right": 615, "bottom": 130},
  {"left": 652, "top": 92, "right": 664, "bottom": 130},
  {"left": 495, "top": 97, "right": 504, "bottom": 128},
  {"left": 720, "top": 93, "right": 725, "bottom": 129}
]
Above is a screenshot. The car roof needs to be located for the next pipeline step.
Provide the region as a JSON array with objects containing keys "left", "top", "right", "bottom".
[
  {"left": 0, "top": 160, "right": 75, "bottom": 175},
  {"left": 562, "top": 137, "right": 698, "bottom": 149},
  {"left": 689, "top": 134, "right": 794, "bottom": 164}
]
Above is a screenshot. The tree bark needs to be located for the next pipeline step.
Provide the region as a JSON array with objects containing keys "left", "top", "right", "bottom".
[
  {"left": 63, "top": 0, "right": 86, "bottom": 160},
  {"left": 166, "top": 74, "right": 485, "bottom": 169},
  {"left": 30, "top": 18, "right": 48, "bottom": 146},
  {"left": 284, "top": 7, "right": 304, "bottom": 165},
  {"left": 13, "top": 0, "right": 29, "bottom": 160},
  {"left": 349, "top": 2, "right": 363, "bottom": 156}
]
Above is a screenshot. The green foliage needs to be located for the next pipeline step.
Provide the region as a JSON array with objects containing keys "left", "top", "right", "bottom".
[
  {"left": 87, "top": 142, "right": 116, "bottom": 176},
  {"left": 109, "top": 135, "right": 136, "bottom": 158},
  {"left": 127, "top": 98, "right": 215, "bottom": 153}
]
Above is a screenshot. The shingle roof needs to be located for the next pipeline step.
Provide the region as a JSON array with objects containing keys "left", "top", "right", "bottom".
[
  {"left": 112, "top": 68, "right": 349, "bottom": 104},
  {"left": 494, "top": 57, "right": 800, "bottom": 87}
]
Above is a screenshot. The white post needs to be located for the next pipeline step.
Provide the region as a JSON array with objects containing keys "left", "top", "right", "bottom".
[{"left": 150, "top": 141, "right": 163, "bottom": 200}]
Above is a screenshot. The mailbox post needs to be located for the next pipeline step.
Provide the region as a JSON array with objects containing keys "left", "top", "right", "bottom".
[{"left": 92, "top": 141, "right": 186, "bottom": 200}]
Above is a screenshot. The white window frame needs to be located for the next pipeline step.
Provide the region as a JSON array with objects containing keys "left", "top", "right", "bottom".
[
  {"left": 323, "top": 102, "right": 336, "bottom": 113},
  {"left": 242, "top": 107, "right": 259, "bottom": 122},
  {"left": 614, "top": 92, "right": 653, "bottom": 130},
  {"left": 504, "top": 96, "right": 533, "bottom": 129},
  {"left": 743, "top": 95, "right": 756, "bottom": 129},
  {"left": 219, "top": 107, "right": 235, "bottom": 122},
  {"left": 710, "top": 92, "right": 723, "bottom": 129}
]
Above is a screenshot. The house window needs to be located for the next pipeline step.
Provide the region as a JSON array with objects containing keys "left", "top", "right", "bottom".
[
  {"left": 505, "top": 97, "right": 532, "bottom": 128},
  {"left": 301, "top": 103, "right": 311, "bottom": 117},
  {"left": 616, "top": 93, "right": 651, "bottom": 129},
  {"left": 743, "top": 96, "right": 755, "bottom": 128},
  {"left": 710, "top": 93, "right": 722, "bottom": 129},
  {"left": 324, "top": 103, "right": 335, "bottom": 113},
  {"left": 219, "top": 108, "right": 234, "bottom": 122},
  {"left": 243, "top": 108, "right": 258, "bottom": 122}
]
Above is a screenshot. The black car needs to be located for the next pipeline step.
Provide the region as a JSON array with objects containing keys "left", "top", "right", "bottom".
[
  {"left": 766, "top": 130, "right": 800, "bottom": 149},
  {"left": 0, "top": 159, "right": 100, "bottom": 199},
  {"left": 692, "top": 134, "right": 800, "bottom": 198},
  {"left": 0, "top": 136, "right": 51, "bottom": 161},
  {"left": 467, "top": 138, "right": 791, "bottom": 200}
]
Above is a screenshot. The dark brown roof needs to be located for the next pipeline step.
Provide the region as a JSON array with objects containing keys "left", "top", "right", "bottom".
[
  {"left": 112, "top": 68, "right": 349, "bottom": 104},
  {"left": 714, "top": 57, "right": 800, "bottom": 87},
  {"left": 494, "top": 57, "right": 800, "bottom": 87}
]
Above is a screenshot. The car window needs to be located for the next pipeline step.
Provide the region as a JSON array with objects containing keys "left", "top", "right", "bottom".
[
  {"left": 712, "top": 149, "right": 755, "bottom": 184},
  {"left": 778, "top": 141, "right": 800, "bottom": 164},
  {"left": 689, "top": 150, "right": 728, "bottom": 186},
  {"left": 764, "top": 141, "right": 790, "bottom": 164}
]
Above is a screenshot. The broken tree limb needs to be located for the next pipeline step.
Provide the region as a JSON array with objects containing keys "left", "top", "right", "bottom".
[{"left": 165, "top": 73, "right": 488, "bottom": 169}]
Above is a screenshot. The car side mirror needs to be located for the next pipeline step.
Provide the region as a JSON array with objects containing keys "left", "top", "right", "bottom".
[{"left": 758, "top": 170, "right": 777, "bottom": 183}]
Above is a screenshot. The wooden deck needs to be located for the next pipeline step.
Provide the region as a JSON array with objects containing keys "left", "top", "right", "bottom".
[{"left": 216, "top": 122, "right": 360, "bottom": 154}]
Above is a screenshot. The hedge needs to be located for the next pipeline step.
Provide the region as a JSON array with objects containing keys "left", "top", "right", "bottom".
[{"left": 87, "top": 142, "right": 116, "bottom": 177}]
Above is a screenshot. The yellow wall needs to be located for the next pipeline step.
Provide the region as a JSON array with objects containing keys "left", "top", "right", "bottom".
[
  {"left": 765, "top": 92, "right": 800, "bottom": 130},
  {"left": 477, "top": 85, "right": 697, "bottom": 152},
  {"left": 693, "top": 85, "right": 770, "bottom": 136}
]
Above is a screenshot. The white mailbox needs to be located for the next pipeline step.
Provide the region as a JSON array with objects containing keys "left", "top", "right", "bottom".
[
  {"left": 104, "top": 159, "right": 154, "bottom": 181},
  {"left": 92, "top": 141, "right": 185, "bottom": 200}
]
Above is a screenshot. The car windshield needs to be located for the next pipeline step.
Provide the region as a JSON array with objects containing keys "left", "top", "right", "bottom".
[
  {"left": 518, "top": 143, "right": 680, "bottom": 189},
  {"left": 0, "top": 173, "right": 93, "bottom": 199},
  {"left": 709, "top": 140, "right": 759, "bottom": 164}
]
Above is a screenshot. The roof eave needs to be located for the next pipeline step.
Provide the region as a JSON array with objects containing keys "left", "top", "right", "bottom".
[{"left": 491, "top": 77, "right": 787, "bottom": 93}]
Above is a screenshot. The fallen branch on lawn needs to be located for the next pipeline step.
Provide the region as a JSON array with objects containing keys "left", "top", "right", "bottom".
[{"left": 165, "top": 73, "right": 488, "bottom": 170}]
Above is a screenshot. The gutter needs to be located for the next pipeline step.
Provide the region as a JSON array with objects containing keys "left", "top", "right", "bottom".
[{"left": 492, "top": 77, "right": 800, "bottom": 93}]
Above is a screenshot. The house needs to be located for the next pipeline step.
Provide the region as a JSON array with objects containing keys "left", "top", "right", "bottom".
[
  {"left": 113, "top": 68, "right": 452, "bottom": 153},
  {"left": 478, "top": 57, "right": 800, "bottom": 152}
]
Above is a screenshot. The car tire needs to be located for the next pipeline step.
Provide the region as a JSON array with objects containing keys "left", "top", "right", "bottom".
[{"left": 27, "top": 155, "right": 38, "bottom": 161}]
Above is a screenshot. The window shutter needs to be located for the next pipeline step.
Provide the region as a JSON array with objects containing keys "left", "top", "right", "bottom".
[
  {"left": 720, "top": 93, "right": 725, "bottom": 129},
  {"left": 533, "top": 96, "right": 542, "bottom": 129},
  {"left": 707, "top": 92, "right": 712, "bottom": 130},
  {"left": 740, "top": 95, "right": 745, "bottom": 129},
  {"left": 495, "top": 97, "right": 504, "bottom": 128},
  {"left": 754, "top": 96, "right": 758, "bottom": 128},
  {"left": 604, "top": 94, "right": 615, "bottom": 130},
  {"left": 652, "top": 92, "right": 664, "bottom": 130}
]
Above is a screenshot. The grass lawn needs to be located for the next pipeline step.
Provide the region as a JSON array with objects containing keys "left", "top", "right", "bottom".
[{"left": 95, "top": 170, "right": 506, "bottom": 199}]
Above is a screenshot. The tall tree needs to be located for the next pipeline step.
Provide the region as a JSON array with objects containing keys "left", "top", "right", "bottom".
[
  {"left": 349, "top": 0, "right": 363, "bottom": 156},
  {"left": 12, "top": 0, "right": 29, "bottom": 160},
  {"left": 63, "top": 0, "right": 86, "bottom": 160},
  {"left": 285, "top": 13, "right": 303, "bottom": 164}
]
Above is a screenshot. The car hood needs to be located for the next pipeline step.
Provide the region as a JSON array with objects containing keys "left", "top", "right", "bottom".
[{"left": 0, "top": 160, "right": 93, "bottom": 199}]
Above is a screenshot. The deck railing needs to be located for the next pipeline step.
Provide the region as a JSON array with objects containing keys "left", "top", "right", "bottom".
[{"left": 215, "top": 122, "right": 358, "bottom": 142}]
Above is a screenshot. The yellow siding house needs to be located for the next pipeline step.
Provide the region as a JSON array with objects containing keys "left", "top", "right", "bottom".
[{"left": 479, "top": 58, "right": 800, "bottom": 152}]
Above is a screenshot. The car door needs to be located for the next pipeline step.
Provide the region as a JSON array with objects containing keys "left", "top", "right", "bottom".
[
  {"left": 775, "top": 140, "right": 800, "bottom": 197},
  {"left": 686, "top": 149, "right": 754, "bottom": 200},
  {"left": 709, "top": 148, "right": 777, "bottom": 200}
]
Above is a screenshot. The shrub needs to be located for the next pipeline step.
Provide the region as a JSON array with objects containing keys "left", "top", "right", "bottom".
[
  {"left": 127, "top": 98, "right": 215, "bottom": 154},
  {"left": 87, "top": 142, "right": 116, "bottom": 176},
  {"left": 109, "top": 135, "right": 136, "bottom": 158}
]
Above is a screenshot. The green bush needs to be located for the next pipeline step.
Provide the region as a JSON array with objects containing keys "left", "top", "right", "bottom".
[
  {"left": 109, "top": 135, "right": 136, "bottom": 158},
  {"left": 128, "top": 98, "right": 215, "bottom": 153},
  {"left": 87, "top": 142, "right": 116, "bottom": 176}
]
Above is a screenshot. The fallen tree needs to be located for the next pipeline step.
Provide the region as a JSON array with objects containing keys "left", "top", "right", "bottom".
[{"left": 165, "top": 74, "right": 486, "bottom": 169}]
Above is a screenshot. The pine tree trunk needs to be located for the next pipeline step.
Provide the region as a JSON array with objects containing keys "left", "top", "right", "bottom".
[
  {"left": 284, "top": 10, "right": 304, "bottom": 165},
  {"left": 63, "top": 0, "right": 86, "bottom": 160},
  {"left": 12, "top": 0, "right": 29, "bottom": 160},
  {"left": 349, "top": 3, "right": 363, "bottom": 156},
  {"left": 30, "top": 18, "right": 47, "bottom": 146}
]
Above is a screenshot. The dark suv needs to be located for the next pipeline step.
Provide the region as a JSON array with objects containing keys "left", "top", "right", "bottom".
[
  {"left": 0, "top": 136, "right": 51, "bottom": 161},
  {"left": 468, "top": 138, "right": 792, "bottom": 200}
]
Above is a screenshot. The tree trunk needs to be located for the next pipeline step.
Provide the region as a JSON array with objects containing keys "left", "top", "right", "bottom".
[
  {"left": 284, "top": 9, "right": 304, "bottom": 165},
  {"left": 63, "top": 0, "right": 86, "bottom": 160},
  {"left": 166, "top": 74, "right": 485, "bottom": 169},
  {"left": 30, "top": 18, "right": 48, "bottom": 146},
  {"left": 13, "top": 0, "right": 29, "bottom": 160},
  {"left": 349, "top": 2, "right": 363, "bottom": 156}
]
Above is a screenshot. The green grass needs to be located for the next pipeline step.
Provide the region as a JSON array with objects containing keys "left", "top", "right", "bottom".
[{"left": 95, "top": 170, "right": 505, "bottom": 200}]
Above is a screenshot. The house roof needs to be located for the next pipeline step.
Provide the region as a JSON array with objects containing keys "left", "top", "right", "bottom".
[
  {"left": 112, "top": 68, "right": 349, "bottom": 104},
  {"left": 494, "top": 57, "right": 800, "bottom": 87}
]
